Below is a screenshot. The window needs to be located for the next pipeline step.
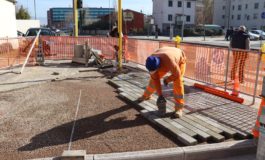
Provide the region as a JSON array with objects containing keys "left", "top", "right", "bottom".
[
  {"left": 264, "top": 2, "right": 265, "bottom": 8},
  {"left": 231, "top": 15, "right": 234, "bottom": 19},
  {"left": 222, "top": 6, "right": 226, "bottom": 10},
  {"left": 247, "top": 15, "right": 250, "bottom": 21},
  {"left": 168, "top": 0, "right": 173, "bottom": 7},
  {"left": 187, "top": 2, "right": 191, "bottom": 8},
  {"left": 237, "top": 14, "right": 241, "bottom": 20},
  {"left": 222, "top": 15, "right": 225, "bottom": 19},
  {"left": 168, "top": 14, "right": 173, "bottom": 21},
  {"left": 254, "top": 3, "right": 259, "bottom": 9},
  {"left": 253, "top": 13, "right": 258, "bottom": 19},
  {"left": 238, "top": 5, "right": 241, "bottom": 10},
  {"left": 245, "top": 4, "right": 248, "bottom": 9},
  {"left": 186, "top": 15, "right": 190, "bottom": 22},
  {"left": 232, "top": 5, "right": 235, "bottom": 10},
  {"left": 178, "top": 1, "right": 182, "bottom": 7}
]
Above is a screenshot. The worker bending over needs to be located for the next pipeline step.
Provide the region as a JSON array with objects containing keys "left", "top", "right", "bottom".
[{"left": 138, "top": 47, "right": 186, "bottom": 118}]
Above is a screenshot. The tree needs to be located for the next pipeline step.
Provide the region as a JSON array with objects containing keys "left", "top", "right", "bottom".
[{"left": 16, "top": 5, "right": 31, "bottom": 19}]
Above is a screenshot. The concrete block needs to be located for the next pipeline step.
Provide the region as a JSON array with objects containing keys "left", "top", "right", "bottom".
[
  {"left": 61, "top": 150, "right": 86, "bottom": 160},
  {"left": 94, "top": 148, "right": 184, "bottom": 160},
  {"left": 183, "top": 140, "right": 256, "bottom": 160}
]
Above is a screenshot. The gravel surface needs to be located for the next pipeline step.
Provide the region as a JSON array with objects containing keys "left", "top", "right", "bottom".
[{"left": 0, "top": 70, "right": 178, "bottom": 160}]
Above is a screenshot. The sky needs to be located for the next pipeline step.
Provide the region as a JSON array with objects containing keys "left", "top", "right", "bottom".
[{"left": 16, "top": 0, "right": 153, "bottom": 25}]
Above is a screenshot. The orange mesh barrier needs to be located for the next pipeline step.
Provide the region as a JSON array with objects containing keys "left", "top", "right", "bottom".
[
  {"left": 226, "top": 49, "right": 260, "bottom": 96},
  {"left": 126, "top": 38, "right": 262, "bottom": 98},
  {"left": 0, "top": 37, "right": 36, "bottom": 69},
  {"left": 40, "top": 36, "right": 118, "bottom": 60}
]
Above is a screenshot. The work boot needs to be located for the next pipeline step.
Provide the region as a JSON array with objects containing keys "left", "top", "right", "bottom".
[{"left": 173, "top": 109, "right": 183, "bottom": 118}]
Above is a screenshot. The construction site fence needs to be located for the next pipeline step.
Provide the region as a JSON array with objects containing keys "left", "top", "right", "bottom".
[
  {"left": 126, "top": 39, "right": 262, "bottom": 103},
  {"left": 0, "top": 36, "right": 264, "bottom": 102},
  {"left": 0, "top": 36, "right": 36, "bottom": 69}
]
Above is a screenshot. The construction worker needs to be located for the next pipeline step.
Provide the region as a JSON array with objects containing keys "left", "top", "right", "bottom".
[{"left": 138, "top": 47, "right": 186, "bottom": 118}]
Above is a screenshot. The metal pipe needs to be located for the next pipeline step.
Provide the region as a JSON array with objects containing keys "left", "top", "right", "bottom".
[
  {"left": 253, "top": 52, "right": 262, "bottom": 104},
  {"left": 73, "top": 0, "right": 78, "bottom": 37},
  {"left": 118, "top": 0, "right": 123, "bottom": 70},
  {"left": 34, "top": 0, "right": 36, "bottom": 20},
  {"left": 181, "top": 0, "right": 185, "bottom": 40},
  {"left": 224, "top": 47, "right": 231, "bottom": 91}
]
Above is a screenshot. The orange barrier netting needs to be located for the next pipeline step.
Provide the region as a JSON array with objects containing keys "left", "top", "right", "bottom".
[
  {"left": 125, "top": 38, "right": 262, "bottom": 97},
  {"left": 41, "top": 36, "right": 118, "bottom": 60},
  {"left": 1, "top": 36, "right": 264, "bottom": 99},
  {"left": 0, "top": 37, "right": 36, "bottom": 69}
]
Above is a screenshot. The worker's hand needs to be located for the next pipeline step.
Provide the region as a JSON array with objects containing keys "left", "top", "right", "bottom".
[
  {"left": 137, "top": 95, "right": 150, "bottom": 103},
  {"left": 163, "top": 78, "right": 168, "bottom": 87}
]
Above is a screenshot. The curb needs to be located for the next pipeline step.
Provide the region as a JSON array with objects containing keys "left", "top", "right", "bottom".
[
  {"left": 92, "top": 140, "right": 256, "bottom": 160},
  {"left": 30, "top": 140, "right": 256, "bottom": 160}
]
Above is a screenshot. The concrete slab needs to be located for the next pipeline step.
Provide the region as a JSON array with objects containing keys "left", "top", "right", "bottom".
[
  {"left": 93, "top": 148, "right": 184, "bottom": 160},
  {"left": 61, "top": 150, "right": 86, "bottom": 160},
  {"left": 183, "top": 140, "right": 256, "bottom": 160}
]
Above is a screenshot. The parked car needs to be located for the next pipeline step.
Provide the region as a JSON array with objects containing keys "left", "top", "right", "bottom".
[
  {"left": 247, "top": 31, "right": 260, "bottom": 41},
  {"left": 17, "top": 30, "right": 25, "bottom": 37},
  {"left": 249, "top": 30, "right": 265, "bottom": 40},
  {"left": 25, "top": 28, "right": 56, "bottom": 37}
]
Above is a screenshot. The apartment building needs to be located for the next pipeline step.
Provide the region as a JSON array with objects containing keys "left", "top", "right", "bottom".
[
  {"left": 213, "top": 0, "right": 265, "bottom": 30},
  {"left": 152, "top": 0, "right": 196, "bottom": 34}
]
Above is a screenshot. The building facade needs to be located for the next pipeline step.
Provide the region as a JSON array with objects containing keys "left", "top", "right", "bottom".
[
  {"left": 101, "top": 9, "right": 145, "bottom": 34},
  {"left": 0, "top": 0, "right": 17, "bottom": 38},
  {"left": 213, "top": 0, "right": 265, "bottom": 30},
  {"left": 152, "top": 0, "right": 196, "bottom": 35},
  {"left": 47, "top": 7, "right": 114, "bottom": 29}
]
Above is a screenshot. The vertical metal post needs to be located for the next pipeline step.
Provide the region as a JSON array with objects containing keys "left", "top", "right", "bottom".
[
  {"left": 181, "top": 0, "right": 185, "bottom": 40},
  {"left": 118, "top": 0, "right": 123, "bottom": 70},
  {"left": 73, "top": 0, "right": 78, "bottom": 37},
  {"left": 34, "top": 0, "right": 36, "bottom": 20},
  {"left": 253, "top": 52, "right": 262, "bottom": 104},
  {"left": 224, "top": 47, "right": 231, "bottom": 91}
]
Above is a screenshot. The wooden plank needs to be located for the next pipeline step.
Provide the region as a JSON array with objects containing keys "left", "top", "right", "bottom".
[
  {"left": 141, "top": 110, "right": 198, "bottom": 146},
  {"left": 173, "top": 118, "right": 210, "bottom": 142},
  {"left": 193, "top": 114, "right": 236, "bottom": 138},
  {"left": 180, "top": 116, "right": 225, "bottom": 142}
]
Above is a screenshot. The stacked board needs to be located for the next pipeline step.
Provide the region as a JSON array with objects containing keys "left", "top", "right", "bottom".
[{"left": 108, "top": 73, "right": 257, "bottom": 146}]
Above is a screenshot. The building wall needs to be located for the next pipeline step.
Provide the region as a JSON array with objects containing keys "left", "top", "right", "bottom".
[
  {"left": 123, "top": 10, "right": 144, "bottom": 34},
  {"left": 16, "top": 20, "right": 40, "bottom": 34},
  {"left": 0, "top": 0, "right": 17, "bottom": 38},
  {"left": 152, "top": 0, "right": 196, "bottom": 33},
  {"left": 47, "top": 7, "right": 114, "bottom": 29},
  {"left": 213, "top": 0, "right": 265, "bottom": 30}
]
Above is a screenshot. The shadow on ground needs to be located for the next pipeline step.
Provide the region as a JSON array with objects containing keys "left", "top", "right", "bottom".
[{"left": 18, "top": 104, "right": 146, "bottom": 151}]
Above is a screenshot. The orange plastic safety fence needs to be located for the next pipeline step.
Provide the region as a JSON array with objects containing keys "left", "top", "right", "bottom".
[
  {"left": 126, "top": 38, "right": 262, "bottom": 97},
  {"left": 40, "top": 36, "right": 117, "bottom": 60},
  {"left": 0, "top": 37, "right": 36, "bottom": 69}
]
